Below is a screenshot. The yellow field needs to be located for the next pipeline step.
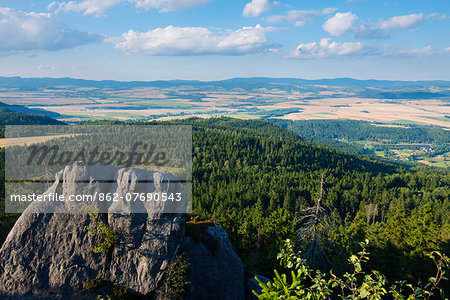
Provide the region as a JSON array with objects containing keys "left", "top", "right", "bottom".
[
  {"left": 0, "top": 134, "right": 82, "bottom": 148},
  {"left": 281, "top": 98, "right": 449, "bottom": 128}
]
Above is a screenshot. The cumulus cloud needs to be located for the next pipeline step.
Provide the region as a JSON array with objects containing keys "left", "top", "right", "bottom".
[
  {"left": 266, "top": 8, "right": 336, "bottom": 27},
  {"left": 356, "top": 13, "right": 427, "bottom": 38},
  {"left": 286, "top": 38, "right": 366, "bottom": 59},
  {"left": 243, "top": 0, "right": 272, "bottom": 18},
  {"left": 49, "top": 0, "right": 210, "bottom": 15},
  {"left": 0, "top": 7, "right": 100, "bottom": 52},
  {"left": 286, "top": 39, "right": 448, "bottom": 59},
  {"left": 322, "top": 12, "right": 436, "bottom": 38},
  {"left": 112, "top": 24, "right": 279, "bottom": 55},
  {"left": 322, "top": 12, "right": 358, "bottom": 36}
]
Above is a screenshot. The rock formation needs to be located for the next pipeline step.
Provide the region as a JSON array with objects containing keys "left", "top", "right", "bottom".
[
  {"left": 0, "top": 162, "right": 244, "bottom": 299},
  {"left": 182, "top": 225, "right": 245, "bottom": 300}
]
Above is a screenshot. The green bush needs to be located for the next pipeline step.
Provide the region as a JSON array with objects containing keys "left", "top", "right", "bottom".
[
  {"left": 254, "top": 239, "right": 449, "bottom": 299},
  {"left": 158, "top": 254, "right": 191, "bottom": 300},
  {"left": 83, "top": 206, "right": 117, "bottom": 253}
]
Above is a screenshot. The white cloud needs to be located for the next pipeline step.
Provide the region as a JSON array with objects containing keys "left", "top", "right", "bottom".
[
  {"left": 286, "top": 40, "right": 448, "bottom": 59},
  {"left": 48, "top": 0, "right": 122, "bottom": 16},
  {"left": 286, "top": 38, "right": 365, "bottom": 59},
  {"left": 385, "top": 45, "right": 435, "bottom": 57},
  {"left": 112, "top": 24, "right": 279, "bottom": 55},
  {"left": 380, "top": 13, "right": 426, "bottom": 30},
  {"left": 388, "top": 46, "right": 450, "bottom": 57},
  {"left": 49, "top": 0, "right": 210, "bottom": 15},
  {"left": 132, "top": 0, "right": 209, "bottom": 12},
  {"left": 243, "top": 0, "right": 272, "bottom": 18},
  {"left": 266, "top": 8, "right": 336, "bottom": 27},
  {"left": 0, "top": 7, "right": 100, "bottom": 52},
  {"left": 38, "top": 64, "right": 58, "bottom": 71},
  {"left": 322, "top": 12, "right": 358, "bottom": 36},
  {"left": 356, "top": 13, "right": 427, "bottom": 38}
]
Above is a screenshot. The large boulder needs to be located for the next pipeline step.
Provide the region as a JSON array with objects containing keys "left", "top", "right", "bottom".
[
  {"left": 182, "top": 225, "right": 245, "bottom": 300},
  {"left": 0, "top": 163, "right": 186, "bottom": 298}
]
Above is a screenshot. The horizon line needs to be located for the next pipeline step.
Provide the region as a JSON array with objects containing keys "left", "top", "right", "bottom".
[{"left": 1, "top": 75, "right": 450, "bottom": 84}]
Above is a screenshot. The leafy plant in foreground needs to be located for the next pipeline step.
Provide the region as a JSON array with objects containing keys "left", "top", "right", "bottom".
[{"left": 254, "top": 239, "right": 449, "bottom": 299}]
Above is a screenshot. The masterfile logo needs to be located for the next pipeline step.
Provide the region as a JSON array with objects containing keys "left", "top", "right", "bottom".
[{"left": 4, "top": 125, "right": 192, "bottom": 214}]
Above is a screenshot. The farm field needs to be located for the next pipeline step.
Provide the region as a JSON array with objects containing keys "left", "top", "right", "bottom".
[
  {"left": 0, "top": 133, "right": 82, "bottom": 148},
  {"left": 0, "top": 77, "right": 449, "bottom": 127},
  {"left": 280, "top": 98, "right": 449, "bottom": 128}
]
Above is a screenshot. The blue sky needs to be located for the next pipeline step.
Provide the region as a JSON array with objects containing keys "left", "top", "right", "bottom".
[{"left": 0, "top": 0, "right": 449, "bottom": 81}]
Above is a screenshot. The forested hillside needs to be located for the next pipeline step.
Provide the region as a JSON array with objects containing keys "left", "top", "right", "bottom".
[
  {"left": 0, "top": 102, "right": 62, "bottom": 127},
  {"left": 272, "top": 119, "right": 450, "bottom": 169},
  {"left": 0, "top": 117, "right": 448, "bottom": 291},
  {"left": 272, "top": 119, "right": 449, "bottom": 152},
  {"left": 272, "top": 119, "right": 449, "bottom": 144},
  {"left": 183, "top": 119, "right": 449, "bottom": 284}
]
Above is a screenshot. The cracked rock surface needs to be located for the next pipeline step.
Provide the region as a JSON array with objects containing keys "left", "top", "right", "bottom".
[{"left": 0, "top": 163, "right": 186, "bottom": 298}]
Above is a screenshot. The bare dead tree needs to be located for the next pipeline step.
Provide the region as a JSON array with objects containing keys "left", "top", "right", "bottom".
[{"left": 296, "top": 174, "right": 333, "bottom": 271}]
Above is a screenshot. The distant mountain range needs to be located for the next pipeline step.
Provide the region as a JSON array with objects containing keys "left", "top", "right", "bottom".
[{"left": 1, "top": 76, "right": 450, "bottom": 90}]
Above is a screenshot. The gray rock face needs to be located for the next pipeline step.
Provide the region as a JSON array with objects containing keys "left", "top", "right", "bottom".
[
  {"left": 0, "top": 163, "right": 186, "bottom": 298},
  {"left": 182, "top": 225, "right": 245, "bottom": 300},
  {"left": 0, "top": 162, "right": 246, "bottom": 299}
]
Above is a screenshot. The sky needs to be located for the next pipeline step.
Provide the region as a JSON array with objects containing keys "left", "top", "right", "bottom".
[{"left": 0, "top": 0, "right": 449, "bottom": 81}]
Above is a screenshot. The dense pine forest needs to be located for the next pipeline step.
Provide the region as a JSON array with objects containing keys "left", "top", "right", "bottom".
[
  {"left": 0, "top": 116, "right": 449, "bottom": 293},
  {"left": 0, "top": 104, "right": 62, "bottom": 126},
  {"left": 179, "top": 118, "right": 449, "bottom": 286}
]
